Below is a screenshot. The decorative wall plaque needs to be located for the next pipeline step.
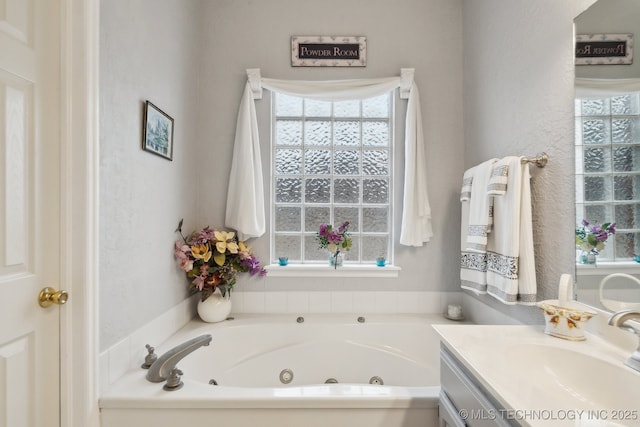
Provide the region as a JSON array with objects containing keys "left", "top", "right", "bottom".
[
  {"left": 291, "top": 36, "right": 366, "bottom": 67},
  {"left": 575, "top": 34, "right": 633, "bottom": 65}
]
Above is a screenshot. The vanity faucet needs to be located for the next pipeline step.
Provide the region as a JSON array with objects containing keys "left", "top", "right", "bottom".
[
  {"left": 608, "top": 310, "right": 640, "bottom": 372},
  {"left": 146, "top": 334, "right": 212, "bottom": 383}
]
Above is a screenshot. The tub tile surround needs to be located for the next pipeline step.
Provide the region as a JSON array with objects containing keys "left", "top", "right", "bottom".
[{"left": 99, "top": 290, "right": 462, "bottom": 393}]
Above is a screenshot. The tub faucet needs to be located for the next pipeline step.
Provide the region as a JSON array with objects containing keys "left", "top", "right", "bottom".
[
  {"left": 146, "top": 334, "right": 212, "bottom": 383},
  {"left": 608, "top": 310, "right": 640, "bottom": 372}
]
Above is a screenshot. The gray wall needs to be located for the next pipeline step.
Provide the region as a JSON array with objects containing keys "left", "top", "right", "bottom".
[
  {"left": 461, "top": 0, "right": 596, "bottom": 323},
  {"left": 99, "top": 0, "right": 202, "bottom": 350}
]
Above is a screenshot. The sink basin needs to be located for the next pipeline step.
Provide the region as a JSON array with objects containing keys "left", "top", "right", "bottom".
[{"left": 507, "top": 343, "right": 640, "bottom": 410}]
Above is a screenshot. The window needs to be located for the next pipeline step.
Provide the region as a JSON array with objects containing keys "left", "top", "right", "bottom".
[
  {"left": 575, "top": 93, "right": 640, "bottom": 261},
  {"left": 271, "top": 91, "right": 393, "bottom": 264}
]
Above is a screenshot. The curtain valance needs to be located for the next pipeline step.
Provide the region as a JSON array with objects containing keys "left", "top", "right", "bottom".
[
  {"left": 225, "top": 68, "right": 433, "bottom": 247},
  {"left": 575, "top": 78, "right": 640, "bottom": 98}
]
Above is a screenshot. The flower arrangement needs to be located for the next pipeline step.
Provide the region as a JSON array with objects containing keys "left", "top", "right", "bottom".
[
  {"left": 575, "top": 219, "right": 616, "bottom": 254},
  {"left": 174, "top": 219, "right": 266, "bottom": 301},
  {"left": 316, "top": 221, "right": 352, "bottom": 268}
]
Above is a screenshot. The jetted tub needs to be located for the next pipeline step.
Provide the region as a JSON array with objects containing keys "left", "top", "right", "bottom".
[{"left": 100, "top": 314, "right": 458, "bottom": 427}]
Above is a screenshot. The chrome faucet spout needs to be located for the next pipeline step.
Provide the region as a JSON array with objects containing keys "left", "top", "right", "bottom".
[
  {"left": 608, "top": 310, "right": 640, "bottom": 333},
  {"left": 608, "top": 310, "right": 640, "bottom": 372},
  {"left": 146, "top": 334, "right": 212, "bottom": 383}
]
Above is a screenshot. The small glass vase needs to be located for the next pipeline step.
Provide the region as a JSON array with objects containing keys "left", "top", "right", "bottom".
[
  {"left": 329, "top": 252, "right": 343, "bottom": 268},
  {"left": 579, "top": 250, "right": 597, "bottom": 265}
]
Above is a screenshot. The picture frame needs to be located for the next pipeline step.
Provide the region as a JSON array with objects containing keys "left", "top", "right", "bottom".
[{"left": 142, "top": 100, "right": 174, "bottom": 160}]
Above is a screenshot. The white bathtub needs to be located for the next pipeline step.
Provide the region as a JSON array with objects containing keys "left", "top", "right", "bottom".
[{"left": 100, "top": 314, "right": 457, "bottom": 427}]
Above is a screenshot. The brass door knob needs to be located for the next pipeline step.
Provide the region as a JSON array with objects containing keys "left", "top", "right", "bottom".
[{"left": 38, "top": 287, "right": 69, "bottom": 308}]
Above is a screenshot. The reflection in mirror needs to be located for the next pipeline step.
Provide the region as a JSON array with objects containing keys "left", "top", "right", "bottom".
[{"left": 574, "top": 0, "right": 640, "bottom": 312}]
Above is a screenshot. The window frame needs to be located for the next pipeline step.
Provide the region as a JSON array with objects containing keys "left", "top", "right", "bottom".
[{"left": 268, "top": 91, "right": 398, "bottom": 274}]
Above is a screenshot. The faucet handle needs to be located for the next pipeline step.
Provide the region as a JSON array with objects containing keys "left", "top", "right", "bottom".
[
  {"left": 163, "top": 367, "right": 184, "bottom": 391},
  {"left": 141, "top": 344, "right": 157, "bottom": 369}
]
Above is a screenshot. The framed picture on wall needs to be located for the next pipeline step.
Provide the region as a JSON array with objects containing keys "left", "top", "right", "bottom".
[{"left": 142, "top": 100, "right": 174, "bottom": 160}]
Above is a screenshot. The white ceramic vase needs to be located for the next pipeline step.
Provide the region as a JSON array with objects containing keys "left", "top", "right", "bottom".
[{"left": 197, "top": 288, "right": 231, "bottom": 323}]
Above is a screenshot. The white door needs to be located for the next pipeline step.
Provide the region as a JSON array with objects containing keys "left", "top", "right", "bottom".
[{"left": 0, "top": 0, "right": 62, "bottom": 426}]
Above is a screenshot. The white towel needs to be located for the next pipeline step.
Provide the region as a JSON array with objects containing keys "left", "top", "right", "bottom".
[
  {"left": 225, "top": 83, "right": 266, "bottom": 240},
  {"left": 465, "top": 159, "right": 498, "bottom": 253},
  {"left": 460, "top": 167, "right": 474, "bottom": 202},
  {"left": 485, "top": 157, "right": 537, "bottom": 305},
  {"left": 460, "top": 166, "right": 487, "bottom": 293},
  {"left": 487, "top": 161, "right": 509, "bottom": 196}
]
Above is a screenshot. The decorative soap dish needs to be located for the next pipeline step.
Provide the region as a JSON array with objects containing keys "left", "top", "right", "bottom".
[
  {"left": 537, "top": 274, "right": 597, "bottom": 341},
  {"left": 537, "top": 300, "right": 597, "bottom": 341}
]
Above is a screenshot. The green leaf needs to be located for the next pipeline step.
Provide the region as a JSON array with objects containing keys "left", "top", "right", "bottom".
[{"left": 213, "top": 251, "right": 225, "bottom": 266}]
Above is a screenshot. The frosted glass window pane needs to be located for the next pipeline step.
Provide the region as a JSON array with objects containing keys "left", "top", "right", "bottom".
[
  {"left": 363, "top": 122, "right": 389, "bottom": 146},
  {"left": 363, "top": 178, "right": 388, "bottom": 203},
  {"left": 361, "top": 236, "right": 388, "bottom": 261},
  {"left": 334, "top": 150, "right": 360, "bottom": 175},
  {"left": 584, "top": 147, "right": 609, "bottom": 172},
  {"left": 304, "top": 235, "right": 326, "bottom": 261},
  {"left": 275, "top": 149, "right": 302, "bottom": 174},
  {"left": 584, "top": 205, "right": 608, "bottom": 225},
  {"left": 305, "top": 99, "right": 331, "bottom": 117},
  {"left": 584, "top": 176, "right": 609, "bottom": 201},
  {"left": 334, "top": 178, "right": 360, "bottom": 203},
  {"left": 304, "top": 207, "right": 330, "bottom": 232},
  {"left": 362, "top": 150, "right": 389, "bottom": 175},
  {"left": 305, "top": 121, "right": 331, "bottom": 146},
  {"left": 304, "top": 149, "right": 331, "bottom": 174},
  {"left": 274, "top": 235, "right": 301, "bottom": 260},
  {"left": 611, "top": 94, "right": 640, "bottom": 115},
  {"left": 581, "top": 98, "right": 609, "bottom": 116},
  {"left": 614, "top": 175, "right": 640, "bottom": 201},
  {"left": 613, "top": 146, "right": 634, "bottom": 172},
  {"left": 335, "top": 207, "right": 359, "bottom": 232},
  {"left": 615, "top": 204, "right": 637, "bottom": 229},
  {"left": 363, "top": 94, "right": 389, "bottom": 118},
  {"left": 334, "top": 121, "right": 360, "bottom": 146},
  {"left": 305, "top": 178, "right": 330, "bottom": 203},
  {"left": 363, "top": 207, "right": 388, "bottom": 232},
  {"left": 612, "top": 118, "right": 635, "bottom": 144},
  {"left": 276, "top": 94, "right": 303, "bottom": 116},
  {"left": 582, "top": 119, "right": 609, "bottom": 145},
  {"left": 276, "top": 178, "right": 301, "bottom": 202},
  {"left": 614, "top": 232, "right": 638, "bottom": 258},
  {"left": 275, "top": 207, "right": 301, "bottom": 231},
  {"left": 334, "top": 100, "right": 360, "bottom": 117},
  {"left": 276, "top": 120, "right": 303, "bottom": 146}
]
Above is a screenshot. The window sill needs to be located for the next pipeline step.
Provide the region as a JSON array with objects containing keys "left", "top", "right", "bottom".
[
  {"left": 264, "top": 264, "right": 401, "bottom": 278},
  {"left": 576, "top": 261, "right": 640, "bottom": 275}
]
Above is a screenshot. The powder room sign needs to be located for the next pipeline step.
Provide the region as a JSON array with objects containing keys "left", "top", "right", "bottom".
[
  {"left": 291, "top": 36, "right": 367, "bottom": 67},
  {"left": 575, "top": 34, "right": 633, "bottom": 65}
]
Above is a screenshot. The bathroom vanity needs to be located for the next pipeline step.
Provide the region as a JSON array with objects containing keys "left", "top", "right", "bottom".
[{"left": 434, "top": 324, "right": 640, "bottom": 427}]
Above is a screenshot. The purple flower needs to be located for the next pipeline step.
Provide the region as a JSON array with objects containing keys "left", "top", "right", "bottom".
[
  {"left": 338, "top": 221, "right": 350, "bottom": 233},
  {"left": 327, "top": 231, "right": 343, "bottom": 244},
  {"left": 318, "top": 224, "right": 329, "bottom": 237}
]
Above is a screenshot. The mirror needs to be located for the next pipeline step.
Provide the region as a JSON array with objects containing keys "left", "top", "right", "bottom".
[{"left": 574, "top": 0, "right": 640, "bottom": 312}]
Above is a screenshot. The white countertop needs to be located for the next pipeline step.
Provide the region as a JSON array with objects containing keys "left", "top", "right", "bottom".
[{"left": 433, "top": 324, "right": 640, "bottom": 427}]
